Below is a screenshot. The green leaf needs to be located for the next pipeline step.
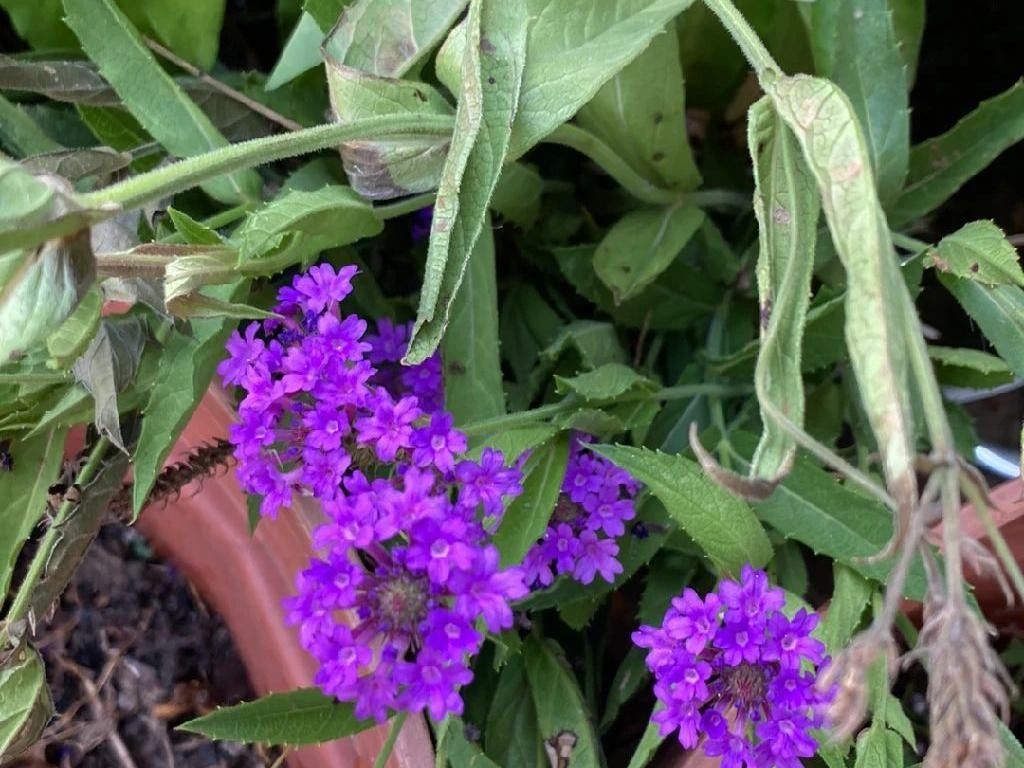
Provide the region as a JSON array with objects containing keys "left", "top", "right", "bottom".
[
  {"left": 28, "top": 448, "right": 128, "bottom": 619},
  {"left": 931, "top": 220, "right": 1024, "bottom": 287},
  {"left": 819, "top": 563, "right": 873, "bottom": 653},
  {"left": 168, "top": 208, "right": 224, "bottom": 246},
  {"left": 591, "top": 444, "right": 772, "bottom": 574},
  {"left": 998, "top": 721, "right": 1024, "bottom": 765},
  {"left": 890, "top": 0, "right": 925, "bottom": 84},
  {"left": 442, "top": 226, "right": 505, "bottom": 425},
  {"left": 485, "top": 656, "right": 545, "bottom": 768},
  {"left": 891, "top": 80, "right": 1024, "bottom": 226},
  {"left": 854, "top": 725, "right": 903, "bottom": 768},
  {"left": 508, "top": 0, "right": 698, "bottom": 158},
  {"left": 45, "top": 285, "right": 102, "bottom": 369},
  {"left": 624, "top": 708, "right": 664, "bottom": 768},
  {"left": 939, "top": 276, "right": 1024, "bottom": 380},
  {"left": 64, "top": 0, "right": 260, "bottom": 205},
  {"left": 0, "top": 55, "right": 116, "bottom": 106},
  {"left": 405, "top": 0, "right": 528, "bottom": 365},
  {"left": 555, "top": 363, "right": 652, "bottom": 402},
  {"left": 131, "top": 290, "right": 240, "bottom": 517},
  {"left": 593, "top": 204, "right": 704, "bottom": 303},
  {"left": 927, "top": 345, "right": 1013, "bottom": 390},
  {"left": 0, "top": 93, "right": 61, "bottom": 157},
  {"left": 746, "top": 98, "right": 820, "bottom": 481},
  {"left": 267, "top": 12, "right": 326, "bottom": 91},
  {"left": 0, "top": 645, "right": 53, "bottom": 763},
  {"left": 523, "top": 637, "right": 601, "bottom": 768},
  {"left": 0, "top": 428, "right": 66, "bottom": 599},
  {"left": 575, "top": 25, "right": 699, "bottom": 192},
  {"left": 469, "top": 424, "right": 559, "bottom": 461},
  {"left": 178, "top": 688, "right": 376, "bottom": 745},
  {"left": 0, "top": 0, "right": 76, "bottom": 48},
  {"left": 436, "top": 716, "right": 502, "bottom": 768},
  {"left": 140, "top": 0, "right": 226, "bottom": 70},
  {"left": 323, "top": 0, "right": 468, "bottom": 78},
  {"left": 767, "top": 74, "right": 917, "bottom": 528},
  {"left": 494, "top": 433, "right": 570, "bottom": 566},
  {"left": 233, "top": 185, "right": 382, "bottom": 261},
  {"left": 729, "top": 433, "right": 928, "bottom": 599},
  {"left": 71, "top": 316, "right": 146, "bottom": 452},
  {"left": 829, "top": 0, "right": 909, "bottom": 205},
  {"left": 304, "top": 0, "right": 350, "bottom": 30},
  {"left": 542, "top": 321, "right": 626, "bottom": 369},
  {"left": 490, "top": 162, "right": 542, "bottom": 229},
  {"left": 324, "top": 65, "right": 454, "bottom": 199}
]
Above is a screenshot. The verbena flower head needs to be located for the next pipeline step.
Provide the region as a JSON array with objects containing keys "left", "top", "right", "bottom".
[
  {"left": 633, "top": 566, "right": 830, "bottom": 767},
  {"left": 522, "top": 434, "right": 639, "bottom": 587},
  {"left": 220, "top": 263, "right": 526, "bottom": 722}
]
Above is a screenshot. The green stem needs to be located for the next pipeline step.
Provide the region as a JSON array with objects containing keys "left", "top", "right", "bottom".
[
  {"left": 0, "top": 371, "right": 70, "bottom": 383},
  {"left": 1, "top": 438, "right": 109, "bottom": 646},
  {"left": 701, "top": 0, "right": 781, "bottom": 80},
  {"left": 545, "top": 124, "right": 681, "bottom": 206},
  {"left": 890, "top": 232, "right": 931, "bottom": 253},
  {"left": 373, "top": 712, "right": 408, "bottom": 768},
  {"left": 461, "top": 383, "right": 753, "bottom": 437},
  {"left": 375, "top": 193, "right": 435, "bottom": 221},
  {"left": 79, "top": 114, "right": 455, "bottom": 212}
]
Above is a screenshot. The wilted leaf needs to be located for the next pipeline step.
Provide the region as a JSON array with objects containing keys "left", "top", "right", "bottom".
[
  {"left": 593, "top": 204, "right": 705, "bottom": 303},
  {"left": 64, "top": 0, "right": 260, "bottom": 204},
  {"left": 930, "top": 220, "right": 1024, "bottom": 287},
  {"left": 0, "top": 428, "right": 66, "bottom": 599},
  {"left": 21, "top": 147, "right": 131, "bottom": 181},
  {"left": 0, "top": 645, "right": 53, "bottom": 763},
  {"left": 405, "top": 0, "right": 528, "bottom": 364},
  {"left": 891, "top": 80, "right": 1024, "bottom": 226},
  {"left": 178, "top": 688, "right": 376, "bottom": 745},
  {"left": 576, "top": 26, "right": 699, "bottom": 192},
  {"left": 0, "top": 55, "right": 118, "bottom": 106},
  {"left": 71, "top": 316, "right": 145, "bottom": 451},
  {"left": 324, "top": 63, "right": 454, "bottom": 199},
  {"left": 746, "top": 98, "right": 819, "bottom": 481}
]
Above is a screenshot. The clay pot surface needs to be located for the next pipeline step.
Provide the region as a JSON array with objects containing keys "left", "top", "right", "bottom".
[{"left": 136, "top": 389, "right": 434, "bottom": 768}]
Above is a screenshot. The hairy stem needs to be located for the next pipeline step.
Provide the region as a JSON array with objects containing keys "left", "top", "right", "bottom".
[{"left": 701, "top": 0, "right": 781, "bottom": 80}]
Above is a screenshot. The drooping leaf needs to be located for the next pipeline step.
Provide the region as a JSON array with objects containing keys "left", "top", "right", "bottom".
[
  {"left": 485, "top": 656, "right": 546, "bottom": 768},
  {"left": 767, "top": 74, "right": 918, "bottom": 534},
  {"left": 523, "top": 636, "right": 601, "bottom": 768},
  {"left": 28, "top": 447, "right": 128, "bottom": 618},
  {"left": 324, "top": 0, "right": 468, "bottom": 78},
  {"left": 131, "top": 286, "right": 242, "bottom": 517},
  {"left": 404, "top": 0, "right": 527, "bottom": 365},
  {"left": 930, "top": 220, "right": 1024, "bottom": 287},
  {"left": 746, "top": 98, "right": 820, "bottom": 481},
  {"left": 0, "top": 428, "right": 66, "bottom": 599},
  {"left": 494, "top": 432, "right": 570, "bottom": 566},
  {"left": 508, "top": 0, "right": 698, "bottom": 158},
  {"left": 928, "top": 345, "right": 1014, "bottom": 390},
  {"left": 45, "top": 285, "right": 102, "bottom": 368},
  {"left": 819, "top": 563, "right": 873, "bottom": 653},
  {"left": 233, "top": 184, "right": 382, "bottom": 261},
  {"left": 828, "top": 0, "right": 909, "bottom": 205},
  {"left": 938, "top": 276, "right": 1024, "bottom": 380},
  {"left": 324, "top": 64, "right": 454, "bottom": 199},
  {"left": 575, "top": 25, "right": 700, "bottom": 192},
  {"left": 64, "top": 0, "right": 260, "bottom": 204},
  {"left": 593, "top": 204, "right": 704, "bottom": 303},
  {"left": 890, "top": 80, "right": 1024, "bottom": 226},
  {"left": 0, "top": 645, "right": 53, "bottom": 763},
  {"left": 71, "top": 316, "right": 146, "bottom": 452},
  {"left": 178, "top": 688, "right": 376, "bottom": 745},
  {"left": 442, "top": 226, "right": 505, "bottom": 425},
  {"left": 591, "top": 444, "right": 772, "bottom": 574}
]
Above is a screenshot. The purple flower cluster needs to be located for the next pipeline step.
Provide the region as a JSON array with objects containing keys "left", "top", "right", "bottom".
[
  {"left": 219, "top": 264, "right": 527, "bottom": 721},
  {"left": 522, "top": 435, "right": 639, "bottom": 587},
  {"left": 633, "top": 566, "right": 830, "bottom": 767}
]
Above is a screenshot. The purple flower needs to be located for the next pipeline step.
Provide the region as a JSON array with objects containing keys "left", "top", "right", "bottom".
[
  {"left": 219, "top": 323, "right": 266, "bottom": 386},
  {"left": 291, "top": 263, "right": 357, "bottom": 313},
  {"left": 632, "top": 567, "right": 830, "bottom": 767},
  {"left": 410, "top": 206, "right": 433, "bottom": 243},
  {"left": 411, "top": 412, "right": 467, "bottom": 473},
  {"left": 355, "top": 393, "right": 421, "bottom": 461},
  {"left": 456, "top": 448, "right": 523, "bottom": 516},
  {"left": 573, "top": 529, "right": 622, "bottom": 584}
]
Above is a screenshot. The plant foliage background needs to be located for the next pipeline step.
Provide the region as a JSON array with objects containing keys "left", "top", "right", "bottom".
[{"left": 0, "top": 0, "right": 1023, "bottom": 766}]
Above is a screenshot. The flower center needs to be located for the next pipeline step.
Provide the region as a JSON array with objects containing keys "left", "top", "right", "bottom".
[
  {"left": 372, "top": 572, "right": 429, "bottom": 633},
  {"left": 721, "top": 662, "right": 768, "bottom": 710},
  {"left": 430, "top": 434, "right": 447, "bottom": 451}
]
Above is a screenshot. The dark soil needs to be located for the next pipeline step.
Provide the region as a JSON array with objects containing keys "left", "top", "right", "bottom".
[{"left": 12, "top": 525, "right": 280, "bottom": 768}]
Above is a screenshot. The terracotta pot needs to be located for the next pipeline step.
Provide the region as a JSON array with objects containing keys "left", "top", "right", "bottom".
[{"left": 136, "top": 388, "right": 435, "bottom": 768}]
